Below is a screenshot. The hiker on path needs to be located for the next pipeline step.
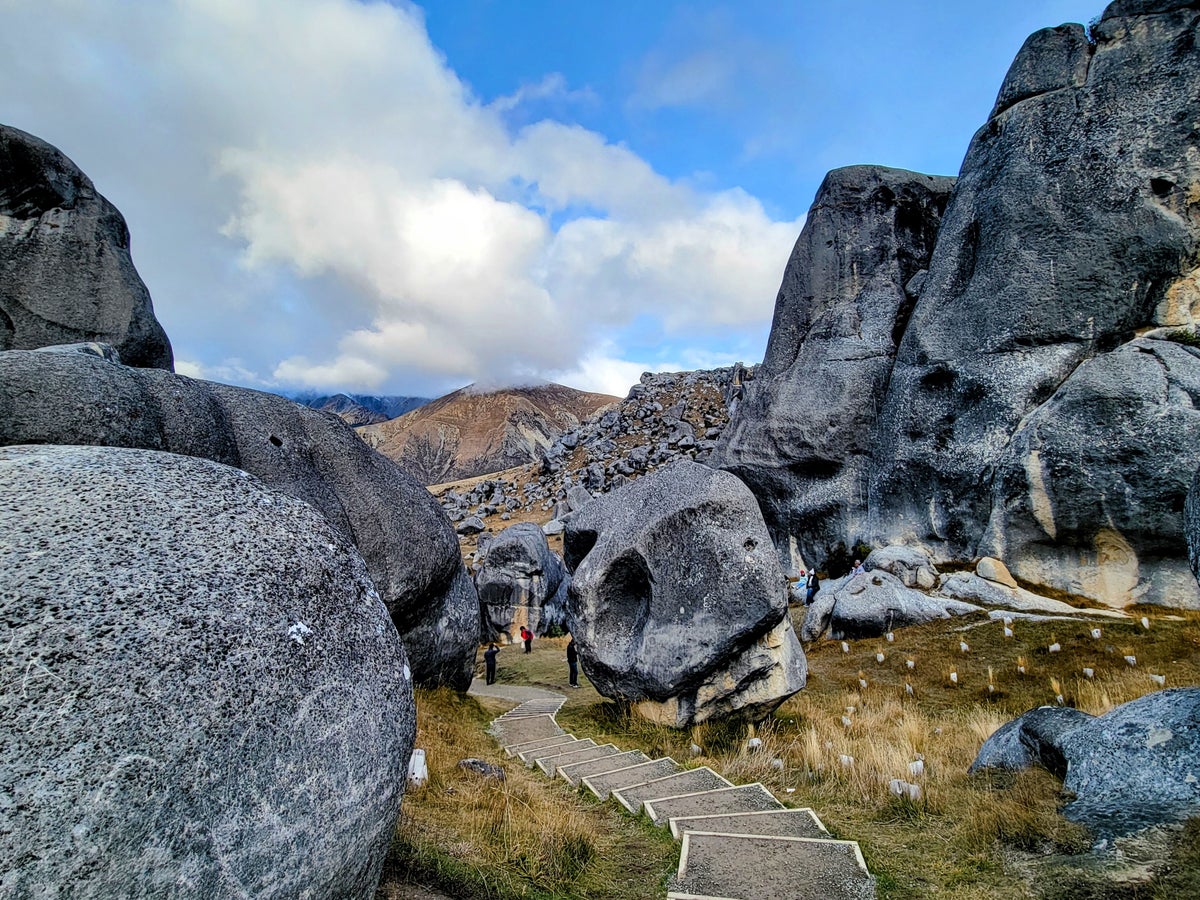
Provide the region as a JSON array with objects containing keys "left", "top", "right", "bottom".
[
  {"left": 520, "top": 625, "right": 532, "bottom": 653},
  {"left": 484, "top": 643, "right": 499, "bottom": 685},
  {"left": 566, "top": 638, "right": 579, "bottom": 688}
]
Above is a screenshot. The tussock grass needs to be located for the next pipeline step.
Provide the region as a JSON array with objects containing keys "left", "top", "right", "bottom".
[{"left": 376, "top": 687, "right": 677, "bottom": 899}]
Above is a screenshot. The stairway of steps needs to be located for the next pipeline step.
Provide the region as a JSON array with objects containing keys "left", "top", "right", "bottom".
[{"left": 488, "top": 697, "right": 877, "bottom": 900}]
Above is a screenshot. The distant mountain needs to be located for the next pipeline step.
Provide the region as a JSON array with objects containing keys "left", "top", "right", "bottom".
[
  {"left": 286, "top": 392, "right": 429, "bottom": 427},
  {"left": 357, "top": 383, "right": 619, "bottom": 485}
]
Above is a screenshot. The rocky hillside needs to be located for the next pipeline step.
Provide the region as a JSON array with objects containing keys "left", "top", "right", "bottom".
[
  {"left": 289, "top": 392, "right": 428, "bottom": 427},
  {"left": 715, "top": 1, "right": 1200, "bottom": 610},
  {"left": 434, "top": 367, "right": 748, "bottom": 560},
  {"left": 358, "top": 382, "right": 618, "bottom": 485}
]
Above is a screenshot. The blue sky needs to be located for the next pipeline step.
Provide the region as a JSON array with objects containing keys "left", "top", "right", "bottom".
[{"left": 1, "top": 0, "right": 1102, "bottom": 398}]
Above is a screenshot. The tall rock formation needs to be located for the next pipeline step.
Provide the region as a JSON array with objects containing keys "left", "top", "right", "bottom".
[
  {"left": 0, "top": 124, "right": 173, "bottom": 369},
  {"left": 714, "top": 167, "right": 953, "bottom": 570},
  {"left": 718, "top": 1, "right": 1200, "bottom": 609}
]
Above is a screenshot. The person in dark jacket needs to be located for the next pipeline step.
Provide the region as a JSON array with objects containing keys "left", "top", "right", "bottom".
[
  {"left": 566, "top": 638, "right": 579, "bottom": 687},
  {"left": 806, "top": 571, "right": 821, "bottom": 605},
  {"left": 484, "top": 643, "right": 499, "bottom": 685}
]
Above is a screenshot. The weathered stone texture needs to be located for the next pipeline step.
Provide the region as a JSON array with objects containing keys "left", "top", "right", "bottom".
[
  {"left": 0, "top": 124, "right": 172, "bottom": 369},
  {"left": 0, "top": 445, "right": 414, "bottom": 897}
]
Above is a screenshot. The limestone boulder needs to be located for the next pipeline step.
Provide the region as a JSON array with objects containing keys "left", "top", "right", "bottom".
[
  {"left": 870, "top": 4, "right": 1200, "bottom": 561},
  {"left": 970, "top": 689, "right": 1200, "bottom": 838},
  {"left": 0, "top": 348, "right": 478, "bottom": 689},
  {"left": 968, "top": 706, "right": 1094, "bottom": 775},
  {"left": 0, "top": 445, "right": 414, "bottom": 897},
  {"left": 475, "top": 521, "right": 570, "bottom": 642},
  {"left": 0, "top": 123, "right": 172, "bottom": 369},
  {"left": 565, "top": 460, "right": 805, "bottom": 725},
  {"left": 983, "top": 339, "right": 1200, "bottom": 609},
  {"left": 714, "top": 166, "right": 954, "bottom": 572},
  {"left": 864, "top": 545, "right": 939, "bottom": 589},
  {"left": 821, "top": 571, "right": 981, "bottom": 640}
]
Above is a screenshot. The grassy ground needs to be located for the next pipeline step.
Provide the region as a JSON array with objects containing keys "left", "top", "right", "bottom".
[{"left": 379, "top": 614, "right": 1200, "bottom": 898}]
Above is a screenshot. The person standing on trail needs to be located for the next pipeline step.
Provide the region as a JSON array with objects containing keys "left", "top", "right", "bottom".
[
  {"left": 484, "top": 643, "right": 499, "bottom": 685},
  {"left": 520, "top": 625, "right": 532, "bottom": 653},
  {"left": 566, "top": 638, "right": 579, "bottom": 688}
]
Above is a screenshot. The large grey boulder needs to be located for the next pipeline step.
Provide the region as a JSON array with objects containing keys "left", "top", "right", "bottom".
[
  {"left": 0, "top": 445, "right": 414, "bottom": 897},
  {"left": 970, "top": 689, "right": 1200, "bottom": 838},
  {"left": 565, "top": 460, "right": 806, "bottom": 726},
  {"left": 968, "top": 706, "right": 1094, "bottom": 776},
  {"left": 983, "top": 338, "right": 1200, "bottom": 609},
  {"left": 869, "top": 3, "right": 1200, "bottom": 563},
  {"left": 475, "top": 521, "right": 570, "bottom": 642},
  {"left": 0, "top": 348, "right": 478, "bottom": 688},
  {"left": 816, "top": 570, "right": 981, "bottom": 640},
  {"left": 0, "top": 123, "right": 172, "bottom": 369},
  {"left": 714, "top": 166, "right": 954, "bottom": 572}
]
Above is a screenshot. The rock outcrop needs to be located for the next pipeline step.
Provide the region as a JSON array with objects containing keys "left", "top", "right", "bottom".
[
  {"left": 0, "top": 348, "right": 478, "bottom": 689},
  {"left": 475, "top": 522, "right": 570, "bottom": 642},
  {"left": 0, "top": 445, "right": 414, "bottom": 897},
  {"left": 803, "top": 570, "right": 982, "bottom": 641},
  {"left": 564, "top": 460, "right": 806, "bottom": 726},
  {"left": 0, "top": 123, "right": 173, "bottom": 369},
  {"left": 715, "top": 2, "right": 1200, "bottom": 609},
  {"left": 713, "top": 167, "right": 954, "bottom": 570},
  {"left": 970, "top": 689, "right": 1200, "bottom": 838},
  {"left": 1189, "top": 465, "right": 1200, "bottom": 584}
]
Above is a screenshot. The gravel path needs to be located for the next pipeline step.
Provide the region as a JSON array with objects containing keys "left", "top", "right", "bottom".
[{"left": 467, "top": 679, "right": 565, "bottom": 703}]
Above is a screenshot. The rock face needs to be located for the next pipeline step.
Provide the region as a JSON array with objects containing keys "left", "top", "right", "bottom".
[
  {"left": 0, "top": 348, "right": 478, "bottom": 689},
  {"left": 475, "top": 522, "right": 570, "bottom": 642},
  {"left": 359, "top": 382, "right": 618, "bottom": 485},
  {"left": 1189, "top": 465, "right": 1200, "bottom": 584},
  {"left": 716, "top": 3, "right": 1200, "bottom": 609},
  {"left": 0, "top": 123, "right": 172, "bottom": 369},
  {"left": 970, "top": 689, "right": 1200, "bottom": 838},
  {"left": 0, "top": 445, "right": 414, "bottom": 897},
  {"left": 714, "top": 166, "right": 954, "bottom": 571},
  {"left": 564, "top": 460, "right": 806, "bottom": 726}
]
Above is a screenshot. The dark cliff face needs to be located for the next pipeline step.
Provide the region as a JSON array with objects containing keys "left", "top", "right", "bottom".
[
  {"left": 0, "top": 124, "right": 174, "bottom": 370},
  {"left": 718, "top": 2, "right": 1200, "bottom": 608},
  {"left": 713, "top": 166, "right": 955, "bottom": 569}
]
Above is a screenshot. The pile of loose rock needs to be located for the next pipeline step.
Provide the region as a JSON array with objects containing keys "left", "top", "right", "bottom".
[{"left": 436, "top": 366, "right": 752, "bottom": 536}]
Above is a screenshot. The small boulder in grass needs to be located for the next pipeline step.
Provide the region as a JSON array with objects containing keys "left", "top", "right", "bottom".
[{"left": 458, "top": 758, "right": 506, "bottom": 781}]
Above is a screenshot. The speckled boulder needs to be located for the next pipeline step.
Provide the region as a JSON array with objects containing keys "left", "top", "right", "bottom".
[
  {"left": 0, "top": 445, "right": 415, "bottom": 897},
  {"left": 0, "top": 347, "right": 478, "bottom": 689}
]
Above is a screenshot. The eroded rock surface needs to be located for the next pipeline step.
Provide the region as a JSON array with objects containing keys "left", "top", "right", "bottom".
[
  {"left": 0, "top": 123, "right": 172, "bottom": 369},
  {"left": 970, "top": 689, "right": 1200, "bottom": 838},
  {"left": 475, "top": 522, "right": 570, "bottom": 642},
  {"left": 714, "top": 167, "right": 953, "bottom": 570},
  {"left": 565, "top": 460, "right": 805, "bottom": 725},
  {"left": 0, "top": 445, "right": 414, "bottom": 897},
  {"left": 0, "top": 348, "right": 478, "bottom": 688}
]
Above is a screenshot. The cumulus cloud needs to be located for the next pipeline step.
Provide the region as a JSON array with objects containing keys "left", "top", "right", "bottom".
[{"left": 0, "top": 0, "right": 802, "bottom": 397}]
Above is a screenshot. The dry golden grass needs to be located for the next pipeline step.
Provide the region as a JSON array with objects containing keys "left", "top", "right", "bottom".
[{"left": 376, "top": 688, "right": 677, "bottom": 899}]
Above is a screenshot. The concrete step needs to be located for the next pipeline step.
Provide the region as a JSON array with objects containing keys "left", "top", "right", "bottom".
[
  {"left": 644, "top": 783, "right": 782, "bottom": 827},
  {"left": 502, "top": 734, "right": 578, "bottom": 758},
  {"left": 489, "top": 713, "right": 562, "bottom": 744},
  {"left": 669, "top": 807, "right": 829, "bottom": 841},
  {"left": 669, "top": 832, "right": 876, "bottom": 900},
  {"left": 581, "top": 757, "right": 683, "bottom": 800},
  {"left": 536, "top": 743, "right": 621, "bottom": 776},
  {"left": 613, "top": 767, "right": 732, "bottom": 816},
  {"left": 558, "top": 749, "right": 651, "bottom": 786},
  {"left": 520, "top": 737, "right": 596, "bottom": 765},
  {"left": 496, "top": 701, "right": 564, "bottom": 718}
]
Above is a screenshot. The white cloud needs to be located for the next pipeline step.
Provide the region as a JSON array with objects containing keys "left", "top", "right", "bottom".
[
  {"left": 0, "top": 0, "right": 802, "bottom": 396},
  {"left": 550, "top": 347, "right": 680, "bottom": 399}
]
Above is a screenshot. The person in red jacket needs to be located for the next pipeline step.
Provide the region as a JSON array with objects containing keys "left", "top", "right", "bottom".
[{"left": 520, "top": 625, "right": 532, "bottom": 653}]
